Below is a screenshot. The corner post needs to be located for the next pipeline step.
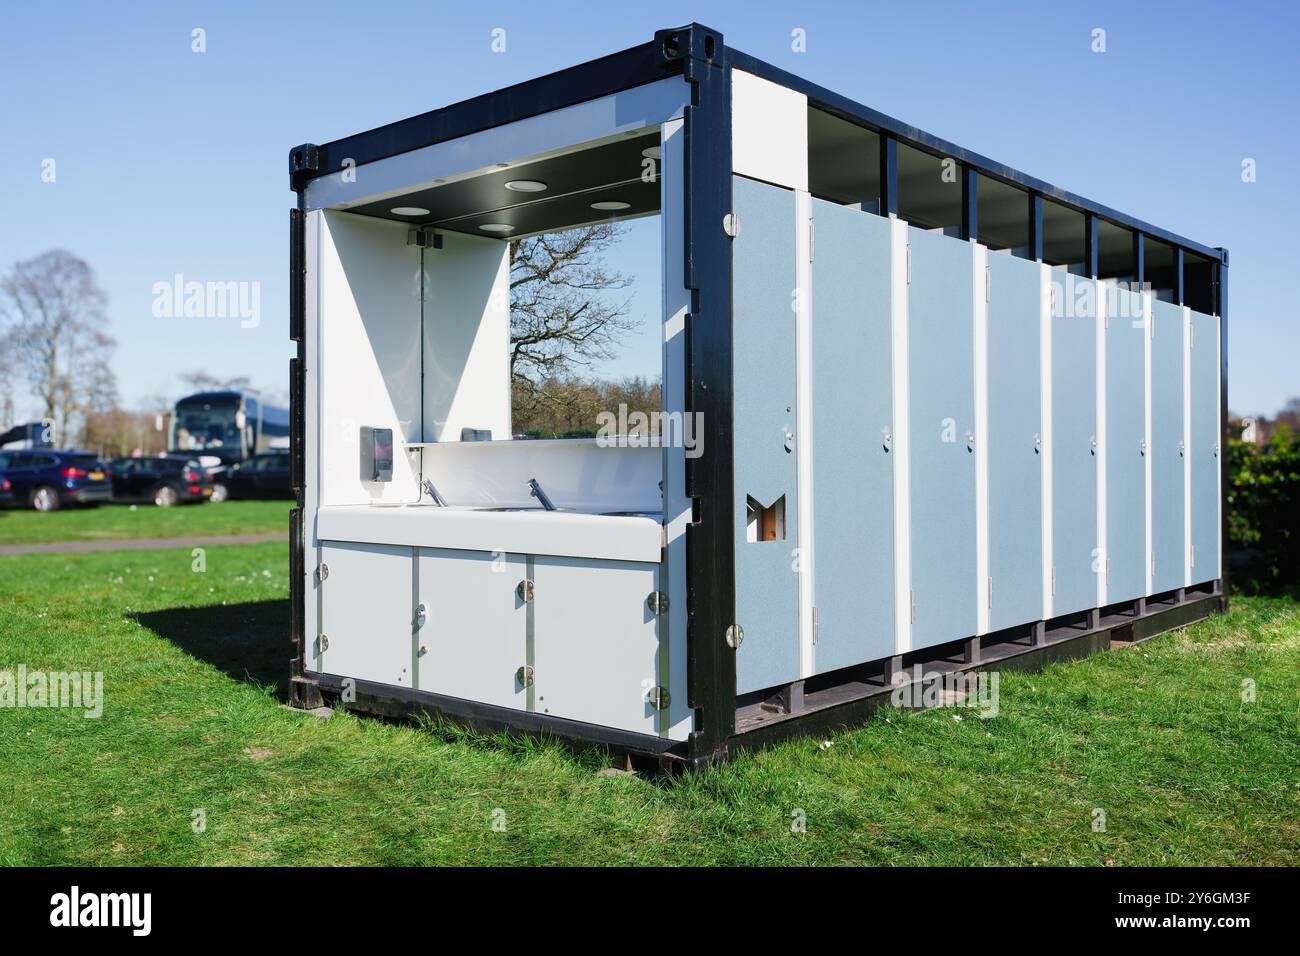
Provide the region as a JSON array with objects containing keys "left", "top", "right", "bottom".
[
  {"left": 880, "top": 136, "right": 899, "bottom": 217},
  {"left": 961, "top": 166, "right": 978, "bottom": 241},
  {"left": 1028, "top": 192, "right": 1044, "bottom": 262},
  {"left": 655, "top": 24, "right": 736, "bottom": 764}
]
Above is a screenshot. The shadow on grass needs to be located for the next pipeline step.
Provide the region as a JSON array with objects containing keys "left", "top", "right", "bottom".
[{"left": 133, "top": 600, "right": 290, "bottom": 700}]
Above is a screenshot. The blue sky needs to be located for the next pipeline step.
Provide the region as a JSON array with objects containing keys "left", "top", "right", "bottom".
[{"left": 2, "top": 0, "right": 1295, "bottom": 418}]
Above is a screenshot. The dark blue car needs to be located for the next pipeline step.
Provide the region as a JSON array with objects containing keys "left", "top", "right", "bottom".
[{"left": 0, "top": 449, "right": 112, "bottom": 511}]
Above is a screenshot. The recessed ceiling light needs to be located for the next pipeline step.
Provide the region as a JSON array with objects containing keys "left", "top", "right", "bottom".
[
  {"left": 390, "top": 206, "right": 430, "bottom": 217},
  {"left": 479, "top": 223, "right": 515, "bottom": 233},
  {"left": 504, "top": 180, "right": 548, "bottom": 192},
  {"left": 590, "top": 200, "right": 631, "bottom": 211},
  {"left": 641, "top": 146, "right": 661, "bottom": 160}
]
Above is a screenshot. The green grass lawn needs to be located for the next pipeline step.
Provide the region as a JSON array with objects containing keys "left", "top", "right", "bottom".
[
  {"left": 1, "top": 541, "right": 1296, "bottom": 865},
  {"left": 0, "top": 499, "right": 292, "bottom": 546}
]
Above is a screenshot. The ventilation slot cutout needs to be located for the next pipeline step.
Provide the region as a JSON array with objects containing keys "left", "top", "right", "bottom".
[{"left": 746, "top": 495, "right": 786, "bottom": 542}]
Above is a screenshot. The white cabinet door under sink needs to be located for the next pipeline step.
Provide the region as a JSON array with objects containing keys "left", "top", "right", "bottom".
[
  {"left": 416, "top": 548, "right": 529, "bottom": 710},
  {"left": 317, "top": 541, "right": 415, "bottom": 687},
  {"left": 531, "top": 556, "right": 662, "bottom": 736}
]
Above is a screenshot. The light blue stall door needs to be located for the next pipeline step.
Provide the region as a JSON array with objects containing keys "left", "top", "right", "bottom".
[
  {"left": 1150, "top": 300, "right": 1186, "bottom": 594},
  {"left": 810, "top": 199, "right": 894, "bottom": 673},
  {"left": 907, "top": 227, "right": 976, "bottom": 649},
  {"left": 1189, "top": 309, "right": 1220, "bottom": 585},
  {"left": 985, "top": 253, "right": 1043, "bottom": 632},
  {"left": 1051, "top": 274, "right": 1099, "bottom": 616},
  {"left": 1105, "top": 287, "right": 1147, "bottom": 604},
  {"left": 732, "top": 175, "right": 801, "bottom": 694}
]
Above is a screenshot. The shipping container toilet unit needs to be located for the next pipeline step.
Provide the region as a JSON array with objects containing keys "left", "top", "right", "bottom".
[{"left": 287, "top": 24, "right": 1228, "bottom": 768}]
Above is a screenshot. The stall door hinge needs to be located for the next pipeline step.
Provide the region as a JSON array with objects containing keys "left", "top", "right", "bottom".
[
  {"left": 515, "top": 665, "right": 535, "bottom": 688},
  {"left": 315, "top": 634, "right": 329, "bottom": 655},
  {"left": 646, "top": 591, "right": 668, "bottom": 615},
  {"left": 516, "top": 579, "right": 534, "bottom": 603},
  {"left": 722, "top": 212, "right": 740, "bottom": 238},
  {"left": 646, "top": 686, "right": 671, "bottom": 711},
  {"left": 317, "top": 562, "right": 329, "bottom": 582}
]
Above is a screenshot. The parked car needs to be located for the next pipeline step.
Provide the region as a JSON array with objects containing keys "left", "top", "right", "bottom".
[
  {"left": 0, "top": 449, "right": 112, "bottom": 511},
  {"left": 222, "top": 451, "right": 292, "bottom": 500},
  {"left": 0, "top": 475, "right": 12, "bottom": 506},
  {"left": 108, "top": 455, "right": 213, "bottom": 506}
]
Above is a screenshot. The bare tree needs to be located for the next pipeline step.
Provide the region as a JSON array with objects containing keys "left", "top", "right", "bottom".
[
  {"left": 508, "top": 225, "right": 637, "bottom": 388},
  {"left": 0, "top": 328, "right": 17, "bottom": 429},
  {"left": 0, "top": 249, "right": 117, "bottom": 445}
]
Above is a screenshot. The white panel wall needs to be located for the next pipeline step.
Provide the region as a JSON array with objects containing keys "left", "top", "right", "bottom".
[
  {"left": 423, "top": 232, "right": 511, "bottom": 441},
  {"left": 732, "top": 69, "right": 808, "bottom": 190},
  {"left": 319, "top": 211, "right": 423, "bottom": 505}
]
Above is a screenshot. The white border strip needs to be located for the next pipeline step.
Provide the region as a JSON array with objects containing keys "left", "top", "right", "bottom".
[
  {"left": 795, "top": 189, "right": 815, "bottom": 678},
  {"left": 1096, "top": 280, "right": 1108, "bottom": 608},
  {"left": 1215, "top": 313, "right": 1223, "bottom": 580},
  {"left": 659, "top": 116, "right": 691, "bottom": 739},
  {"left": 1040, "top": 262, "right": 1054, "bottom": 619},
  {"left": 304, "top": 210, "right": 322, "bottom": 664},
  {"left": 305, "top": 79, "right": 690, "bottom": 211},
  {"left": 1183, "top": 304, "right": 1193, "bottom": 586},
  {"left": 890, "top": 218, "right": 912, "bottom": 654},
  {"left": 1144, "top": 293, "right": 1154, "bottom": 595},
  {"left": 973, "top": 243, "right": 990, "bottom": 635}
]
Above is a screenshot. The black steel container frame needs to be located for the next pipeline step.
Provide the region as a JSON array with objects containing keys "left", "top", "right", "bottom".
[{"left": 287, "top": 23, "right": 1229, "bottom": 770}]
